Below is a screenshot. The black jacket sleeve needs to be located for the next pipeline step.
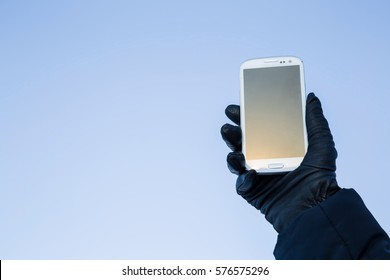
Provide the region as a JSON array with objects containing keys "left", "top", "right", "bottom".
[{"left": 274, "top": 189, "right": 390, "bottom": 259}]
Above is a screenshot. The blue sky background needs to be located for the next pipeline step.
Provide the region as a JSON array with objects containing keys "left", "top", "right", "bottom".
[{"left": 1, "top": 0, "right": 389, "bottom": 259}]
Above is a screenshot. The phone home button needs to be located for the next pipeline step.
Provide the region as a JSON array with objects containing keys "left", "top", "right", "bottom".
[{"left": 268, "top": 163, "right": 284, "bottom": 169}]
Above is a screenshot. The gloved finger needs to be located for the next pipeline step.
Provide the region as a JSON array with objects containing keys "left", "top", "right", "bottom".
[
  {"left": 225, "top": 105, "right": 240, "bottom": 125},
  {"left": 303, "top": 92, "right": 337, "bottom": 171},
  {"left": 227, "top": 151, "right": 246, "bottom": 175},
  {"left": 221, "top": 123, "right": 242, "bottom": 151},
  {"left": 235, "top": 170, "right": 261, "bottom": 209}
]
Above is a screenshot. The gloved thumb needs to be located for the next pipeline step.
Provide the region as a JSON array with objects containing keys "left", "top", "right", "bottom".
[{"left": 302, "top": 93, "right": 337, "bottom": 171}]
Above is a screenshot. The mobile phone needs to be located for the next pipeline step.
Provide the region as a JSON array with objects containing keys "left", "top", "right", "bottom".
[{"left": 240, "top": 56, "right": 308, "bottom": 173}]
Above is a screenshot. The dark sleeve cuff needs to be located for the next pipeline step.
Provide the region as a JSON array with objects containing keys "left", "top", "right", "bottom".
[{"left": 274, "top": 189, "right": 390, "bottom": 259}]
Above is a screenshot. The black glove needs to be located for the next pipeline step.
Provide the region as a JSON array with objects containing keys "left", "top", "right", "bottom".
[{"left": 221, "top": 93, "right": 341, "bottom": 233}]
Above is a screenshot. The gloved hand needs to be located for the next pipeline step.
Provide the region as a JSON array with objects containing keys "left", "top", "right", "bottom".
[{"left": 221, "top": 93, "right": 341, "bottom": 233}]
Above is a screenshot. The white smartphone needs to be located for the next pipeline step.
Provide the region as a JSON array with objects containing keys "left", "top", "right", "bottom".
[{"left": 240, "top": 56, "right": 308, "bottom": 173}]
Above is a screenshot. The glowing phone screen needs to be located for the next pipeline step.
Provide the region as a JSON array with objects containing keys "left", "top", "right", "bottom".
[{"left": 243, "top": 65, "right": 305, "bottom": 160}]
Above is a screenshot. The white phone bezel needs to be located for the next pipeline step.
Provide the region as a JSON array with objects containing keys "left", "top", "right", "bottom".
[{"left": 240, "top": 56, "right": 308, "bottom": 174}]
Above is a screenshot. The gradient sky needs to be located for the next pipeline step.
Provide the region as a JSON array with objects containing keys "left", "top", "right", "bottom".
[{"left": 1, "top": 0, "right": 390, "bottom": 259}]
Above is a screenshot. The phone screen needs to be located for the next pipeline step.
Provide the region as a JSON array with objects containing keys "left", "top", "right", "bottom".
[{"left": 243, "top": 65, "right": 305, "bottom": 160}]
